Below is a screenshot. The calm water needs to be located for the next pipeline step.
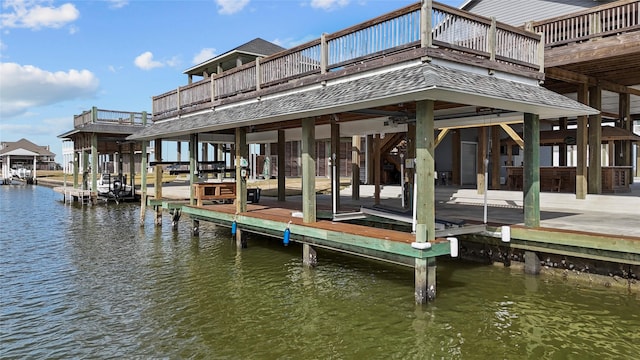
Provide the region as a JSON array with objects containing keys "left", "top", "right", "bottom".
[{"left": 1, "top": 185, "right": 639, "bottom": 359}]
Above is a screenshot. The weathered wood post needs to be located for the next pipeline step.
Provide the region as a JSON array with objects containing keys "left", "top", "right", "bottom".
[
  {"left": 330, "top": 117, "right": 340, "bottom": 213},
  {"left": 477, "top": 127, "right": 487, "bottom": 195},
  {"left": 190, "top": 133, "right": 199, "bottom": 236},
  {"left": 588, "top": 85, "right": 602, "bottom": 194},
  {"left": 140, "top": 140, "right": 148, "bottom": 226},
  {"left": 576, "top": 83, "right": 588, "bottom": 199},
  {"left": 351, "top": 135, "right": 360, "bottom": 200},
  {"left": 277, "top": 129, "right": 286, "bottom": 202},
  {"left": 301, "top": 117, "right": 317, "bottom": 266},
  {"left": 523, "top": 112, "right": 540, "bottom": 228},
  {"left": 523, "top": 112, "right": 541, "bottom": 275},
  {"left": 73, "top": 151, "right": 79, "bottom": 188},
  {"left": 154, "top": 139, "right": 163, "bottom": 226},
  {"left": 415, "top": 99, "right": 436, "bottom": 303},
  {"left": 235, "top": 127, "right": 248, "bottom": 249},
  {"left": 373, "top": 134, "right": 381, "bottom": 205}
]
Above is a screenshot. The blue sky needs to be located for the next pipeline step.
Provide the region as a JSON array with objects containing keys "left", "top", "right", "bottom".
[{"left": 1, "top": 0, "right": 462, "bottom": 162}]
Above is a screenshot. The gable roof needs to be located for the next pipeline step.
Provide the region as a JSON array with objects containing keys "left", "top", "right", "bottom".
[
  {"left": 0, "top": 138, "right": 55, "bottom": 157},
  {"left": 183, "top": 38, "right": 286, "bottom": 76}
]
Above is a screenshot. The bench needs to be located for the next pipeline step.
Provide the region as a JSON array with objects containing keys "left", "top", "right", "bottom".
[
  {"left": 194, "top": 182, "right": 236, "bottom": 206},
  {"left": 193, "top": 183, "right": 262, "bottom": 206}
]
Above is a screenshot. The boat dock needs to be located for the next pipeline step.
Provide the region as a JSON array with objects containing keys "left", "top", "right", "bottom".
[{"left": 145, "top": 178, "right": 640, "bottom": 298}]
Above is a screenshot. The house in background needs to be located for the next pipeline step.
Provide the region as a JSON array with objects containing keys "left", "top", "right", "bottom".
[{"left": 0, "top": 138, "right": 57, "bottom": 180}]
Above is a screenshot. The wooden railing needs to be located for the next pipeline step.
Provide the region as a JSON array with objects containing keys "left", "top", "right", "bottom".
[
  {"left": 74, "top": 107, "right": 150, "bottom": 128},
  {"left": 532, "top": 0, "right": 640, "bottom": 47},
  {"left": 152, "top": 0, "right": 542, "bottom": 118}
]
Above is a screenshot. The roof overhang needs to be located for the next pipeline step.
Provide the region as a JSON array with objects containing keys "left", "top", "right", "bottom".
[{"left": 0, "top": 149, "right": 40, "bottom": 156}]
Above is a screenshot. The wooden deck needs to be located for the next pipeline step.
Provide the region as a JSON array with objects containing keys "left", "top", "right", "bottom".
[{"left": 180, "top": 197, "right": 453, "bottom": 266}]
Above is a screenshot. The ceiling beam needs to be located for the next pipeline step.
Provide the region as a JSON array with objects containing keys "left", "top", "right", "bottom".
[
  {"left": 546, "top": 67, "right": 640, "bottom": 97},
  {"left": 499, "top": 123, "right": 525, "bottom": 149},
  {"left": 434, "top": 128, "right": 450, "bottom": 148}
]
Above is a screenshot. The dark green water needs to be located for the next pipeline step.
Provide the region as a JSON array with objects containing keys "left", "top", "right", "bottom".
[{"left": 1, "top": 185, "right": 639, "bottom": 359}]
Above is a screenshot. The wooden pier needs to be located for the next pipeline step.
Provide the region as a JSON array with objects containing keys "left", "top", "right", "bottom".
[{"left": 53, "top": 186, "right": 95, "bottom": 205}]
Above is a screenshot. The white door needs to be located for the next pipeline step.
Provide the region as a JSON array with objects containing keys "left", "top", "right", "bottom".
[{"left": 461, "top": 142, "right": 477, "bottom": 186}]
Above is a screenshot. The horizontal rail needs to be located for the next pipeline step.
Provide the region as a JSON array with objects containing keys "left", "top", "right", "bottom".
[
  {"left": 533, "top": 0, "right": 640, "bottom": 46},
  {"left": 73, "top": 107, "right": 150, "bottom": 128},
  {"left": 152, "top": 0, "right": 542, "bottom": 119}
]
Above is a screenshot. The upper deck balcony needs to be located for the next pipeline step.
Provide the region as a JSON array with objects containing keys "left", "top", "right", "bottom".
[
  {"left": 73, "top": 107, "right": 150, "bottom": 129},
  {"left": 152, "top": 1, "right": 544, "bottom": 121},
  {"left": 531, "top": 0, "right": 639, "bottom": 49},
  {"left": 531, "top": 0, "right": 640, "bottom": 93}
]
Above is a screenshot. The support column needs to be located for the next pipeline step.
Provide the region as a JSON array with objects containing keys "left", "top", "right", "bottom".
[
  {"left": 140, "top": 140, "right": 148, "bottom": 226},
  {"left": 73, "top": 151, "right": 79, "bottom": 188},
  {"left": 177, "top": 141, "right": 182, "bottom": 163},
  {"left": 129, "top": 143, "right": 135, "bottom": 197},
  {"left": 301, "top": 117, "right": 316, "bottom": 224},
  {"left": 330, "top": 119, "right": 341, "bottom": 211},
  {"left": 235, "top": 128, "right": 248, "bottom": 248},
  {"left": 82, "top": 150, "right": 89, "bottom": 190},
  {"left": 189, "top": 134, "right": 198, "bottom": 205},
  {"left": 588, "top": 85, "right": 602, "bottom": 194},
  {"left": 302, "top": 117, "right": 317, "bottom": 268},
  {"left": 373, "top": 134, "right": 381, "bottom": 205},
  {"left": 452, "top": 129, "right": 460, "bottom": 185},
  {"left": 576, "top": 84, "right": 588, "bottom": 199},
  {"left": 619, "top": 92, "right": 632, "bottom": 181},
  {"left": 524, "top": 251, "right": 541, "bottom": 275},
  {"left": 415, "top": 100, "right": 436, "bottom": 304},
  {"left": 366, "top": 134, "right": 374, "bottom": 185},
  {"left": 491, "top": 126, "right": 501, "bottom": 189},
  {"left": 277, "top": 129, "right": 286, "bottom": 202},
  {"left": 477, "top": 127, "right": 487, "bottom": 194},
  {"left": 523, "top": 113, "right": 540, "bottom": 228},
  {"left": 559, "top": 117, "right": 568, "bottom": 166},
  {"left": 351, "top": 135, "right": 361, "bottom": 200},
  {"left": 91, "top": 134, "right": 98, "bottom": 200},
  {"left": 154, "top": 139, "right": 163, "bottom": 226}
]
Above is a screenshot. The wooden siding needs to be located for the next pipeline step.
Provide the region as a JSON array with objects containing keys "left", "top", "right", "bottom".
[{"left": 464, "top": 0, "right": 619, "bottom": 27}]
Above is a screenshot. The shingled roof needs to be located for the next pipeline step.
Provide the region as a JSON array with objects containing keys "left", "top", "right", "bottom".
[
  {"left": 130, "top": 61, "right": 598, "bottom": 141},
  {"left": 184, "top": 38, "right": 286, "bottom": 76},
  {"left": 0, "top": 138, "right": 55, "bottom": 156}
]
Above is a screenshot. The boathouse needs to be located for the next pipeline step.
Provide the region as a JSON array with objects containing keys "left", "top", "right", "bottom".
[
  {"left": 126, "top": 0, "right": 618, "bottom": 303},
  {"left": 58, "top": 107, "right": 150, "bottom": 201},
  {"left": 0, "top": 138, "right": 57, "bottom": 182}
]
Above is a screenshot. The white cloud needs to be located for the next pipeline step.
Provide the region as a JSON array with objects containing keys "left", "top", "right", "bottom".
[
  {"left": 1, "top": 0, "right": 79, "bottom": 30},
  {"left": 0, "top": 62, "right": 99, "bottom": 118},
  {"left": 216, "top": 0, "right": 249, "bottom": 15},
  {"left": 134, "top": 51, "right": 164, "bottom": 70},
  {"left": 0, "top": 116, "right": 68, "bottom": 136},
  {"left": 107, "top": 0, "right": 129, "bottom": 9},
  {"left": 192, "top": 48, "right": 216, "bottom": 65},
  {"left": 310, "top": 0, "right": 349, "bottom": 10}
]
